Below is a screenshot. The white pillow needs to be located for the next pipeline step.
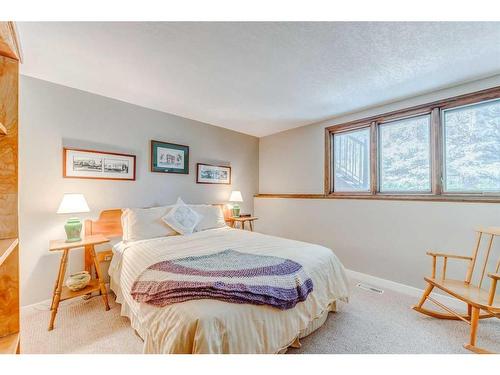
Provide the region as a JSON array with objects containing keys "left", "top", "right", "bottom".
[
  {"left": 122, "top": 205, "right": 177, "bottom": 242},
  {"left": 162, "top": 198, "right": 201, "bottom": 235},
  {"left": 191, "top": 205, "right": 227, "bottom": 232}
]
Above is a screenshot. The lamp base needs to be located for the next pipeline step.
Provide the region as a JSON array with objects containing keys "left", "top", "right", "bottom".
[
  {"left": 65, "top": 217, "right": 83, "bottom": 243},
  {"left": 231, "top": 205, "right": 241, "bottom": 217}
]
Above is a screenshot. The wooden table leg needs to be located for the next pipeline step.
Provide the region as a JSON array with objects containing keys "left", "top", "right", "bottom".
[
  {"left": 50, "top": 262, "right": 62, "bottom": 310},
  {"left": 241, "top": 221, "right": 245, "bottom": 230},
  {"left": 249, "top": 220, "right": 254, "bottom": 231},
  {"left": 84, "top": 245, "right": 92, "bottom": 275},
  {"left": 49, "top": 248, "right": 69, "bottom": 331},
  {"left": 84, "top": 245, "right": 99, "bottom": 297},
  {"left": 90, "top": 244, "right": 110, "bottom": 311}
]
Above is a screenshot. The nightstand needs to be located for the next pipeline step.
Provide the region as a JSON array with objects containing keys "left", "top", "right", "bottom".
[
  {"left": 48, "top": 234, "right": 111, "bottom": 331},
  {"left": 230, "top": 216, "right": 258, "bottom": 231}
]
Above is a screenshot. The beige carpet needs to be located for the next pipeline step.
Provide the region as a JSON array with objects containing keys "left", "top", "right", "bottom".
[{"left": 21, "top": 280, "right": 499, "bottom": 354}]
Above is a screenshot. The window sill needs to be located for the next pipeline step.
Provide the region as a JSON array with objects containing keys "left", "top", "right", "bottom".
[{"left": 255, "top": 193, "right": 500, "bottom": 203}]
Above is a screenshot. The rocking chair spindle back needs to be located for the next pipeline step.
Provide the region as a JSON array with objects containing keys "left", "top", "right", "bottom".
[{"left": 413, "top": 227, "right": 500, "bottom": 354}]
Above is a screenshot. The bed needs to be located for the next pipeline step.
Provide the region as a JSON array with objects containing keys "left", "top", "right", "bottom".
[{"left": 86, "top": 206, "right": 349, "bottom": 354}]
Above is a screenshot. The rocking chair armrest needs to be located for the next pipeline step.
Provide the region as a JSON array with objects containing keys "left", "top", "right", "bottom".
[
  {"left": 487, "top": 273, "right": 499, "bottom": 306},
  {"left": 426, "top": 251, "right": 473, "bottom": 261},
  {"left": 488, "top": 273, "right": 500, "bottom": 280}
]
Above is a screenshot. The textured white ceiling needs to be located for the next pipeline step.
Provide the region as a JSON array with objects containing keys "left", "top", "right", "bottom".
[{"left": 17, "top": 22, "right": 500, "bottom": 137}]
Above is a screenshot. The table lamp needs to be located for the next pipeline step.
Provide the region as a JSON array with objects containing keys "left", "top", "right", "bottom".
[
  {"left": 229, "top": 190, "right": 243, "bottom": 217},
  {"left": 57, "top": 193, "right": 90, "bottom": 242}
]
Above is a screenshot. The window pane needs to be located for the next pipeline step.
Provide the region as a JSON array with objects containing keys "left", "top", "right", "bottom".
[
  {"left": 444, "top": 99, "right": 500, "bottom": 192},
  {"left": 333, "top": 128, "right": 370, "bottom": 192},
  {"left": 379, "top": 115, "right": 431, "bottom": 192}
]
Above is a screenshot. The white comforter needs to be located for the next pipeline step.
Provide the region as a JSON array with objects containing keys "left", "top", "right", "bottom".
[{"left": 109, "top": 227, "right": 349, "bottom": 353}]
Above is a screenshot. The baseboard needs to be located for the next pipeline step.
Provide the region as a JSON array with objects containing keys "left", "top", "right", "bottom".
[
  {"left": 346, "top": 269, "right": 464, "bottom": 310},
  {"left": 22, "top": 298, "right": 51, "bottom": 311}
]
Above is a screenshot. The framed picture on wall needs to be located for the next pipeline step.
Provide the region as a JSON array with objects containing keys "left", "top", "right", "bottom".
[
  {"left": 196, "top": 163, "right": 231, "bottom": 184},
  {"left": 63, "top": 147, "right": 136, "bottom": 180},
  {"left": 151, "top": 140, "right": 189, "bottom": 174}
]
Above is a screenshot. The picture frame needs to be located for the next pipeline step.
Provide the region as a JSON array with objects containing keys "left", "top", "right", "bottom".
[
  {"left": 150, "top": 140, "right": 190, "bottom": 174},
  {"left": 196, "top": 163, "right": 231, "bottom": 184},
  {"left": 63, "top": 147, "right": 136, "bottom": 181}
]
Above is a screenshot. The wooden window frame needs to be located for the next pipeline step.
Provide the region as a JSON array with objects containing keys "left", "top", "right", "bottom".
[
  {"left": 327, "top": 123, "right": 372, "bottom": 196},
  {"left": 325, "top": 86, "right": 500, "bottom": 203}
]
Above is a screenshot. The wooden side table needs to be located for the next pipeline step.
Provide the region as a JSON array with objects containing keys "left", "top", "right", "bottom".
[
  {"left": 230, "top": 216, "right": 258, "bottom": 231},
  {"left": 48, "top": 234, "right": 110, "bottom": 331}
]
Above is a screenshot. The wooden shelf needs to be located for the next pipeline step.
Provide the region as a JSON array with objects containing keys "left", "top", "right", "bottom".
[
  {"left": 0, "top": 332, "right": 19, "bottom": 354},
  {"left": 0, "top": 122, "right": 6, "bottom": 136},
  {"left": 0, "top": 238, "right": 18, "bottom": 266},
  {"left": 60, "top": 280, "right": 101, "bottom": 301}
]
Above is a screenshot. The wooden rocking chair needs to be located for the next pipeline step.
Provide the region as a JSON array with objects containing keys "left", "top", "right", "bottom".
[{"left": 413, "top": 227, "right": 500, "bottom": 354}]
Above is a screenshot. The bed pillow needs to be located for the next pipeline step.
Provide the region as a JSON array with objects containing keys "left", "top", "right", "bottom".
[
  {"left": 121, "top": 209, "right": 129, "bottom": 241},
  {"left": 162, "top": 198, "right": 201, "bottom": 235},
  {"left": 122, "top": 205, "right": 177, "bottom": 242},
  {"left": 191, "top": 205, "right": 227, "bottom": 232}
]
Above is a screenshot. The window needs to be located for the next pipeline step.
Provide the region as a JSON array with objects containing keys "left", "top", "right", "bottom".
[
  {"left": 333, "top": 128, "right": 370, "bottom": 192},
  {"left": 443, "top": 99, "right": 500, "bottom": 193},
  {"left": 379, "top": 115, "right": 431, "bottom": 192},
  {"left": 325, "top": 86, "right": 500, "bottom": 201}
]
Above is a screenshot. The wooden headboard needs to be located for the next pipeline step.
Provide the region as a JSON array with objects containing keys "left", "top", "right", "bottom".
[
  {"left": 84, "top": 209, "right": 123, "bottom": 238},
  {"left": 84, "top": 204, "right": 233, "bottom": 238}
]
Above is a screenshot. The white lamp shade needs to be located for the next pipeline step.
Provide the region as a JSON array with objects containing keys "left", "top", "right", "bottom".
[
  {"left": 57, "top": 194, "right": 90, "bottom": 214},
  {"left": 229, "top": 191, "right": 243, "bottom": 202}
]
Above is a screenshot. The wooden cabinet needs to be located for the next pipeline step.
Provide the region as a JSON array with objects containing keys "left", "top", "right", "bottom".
[{"left": 0, "top": 21, "right": 21, "bottom": 354}]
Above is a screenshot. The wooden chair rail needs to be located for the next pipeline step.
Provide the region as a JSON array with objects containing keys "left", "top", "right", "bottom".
[{"left": 426, "top": 296, "right": 471, "bottom": 325}]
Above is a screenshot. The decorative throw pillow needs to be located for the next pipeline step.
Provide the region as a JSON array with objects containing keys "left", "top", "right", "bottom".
[{"left": 162, "top": 198, "right": 202, "bottom": 235}]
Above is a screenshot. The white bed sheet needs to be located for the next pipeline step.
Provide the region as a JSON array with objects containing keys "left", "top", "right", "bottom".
[{"left": 109, "top": 227, "right": 349, "bottom": 353}]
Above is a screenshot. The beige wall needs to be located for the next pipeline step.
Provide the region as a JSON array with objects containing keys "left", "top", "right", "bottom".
[
  {"left": 256, "top": 74, "right": 500, "bottom": 290},
  {"left": 19, "top": 76, "right": 259, "bottom": 306}
]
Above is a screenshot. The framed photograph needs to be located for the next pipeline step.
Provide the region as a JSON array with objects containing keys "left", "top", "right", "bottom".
[
  {"left": 63, "top": 148, "right": 136, "bottom": 180},
  {"left": 196, "top": 163, "right": 231, "bottom": 184},
  {"left": 151, "top": 140, "right": 189, "bottom": 174}
]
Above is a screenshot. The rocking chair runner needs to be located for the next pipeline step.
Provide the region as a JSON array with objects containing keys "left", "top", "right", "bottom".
[{"left": 413, "top": 227, "right": 500, "bottom": 354}]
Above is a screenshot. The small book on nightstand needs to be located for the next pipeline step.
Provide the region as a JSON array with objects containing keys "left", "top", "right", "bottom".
[{"left": 239, "top": 213, "right": 251, "bottom": 217}]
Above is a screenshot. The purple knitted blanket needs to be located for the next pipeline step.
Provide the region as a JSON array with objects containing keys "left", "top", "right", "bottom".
[{"left": 130, "top": 249, "right": 313, "bottom": 309}]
